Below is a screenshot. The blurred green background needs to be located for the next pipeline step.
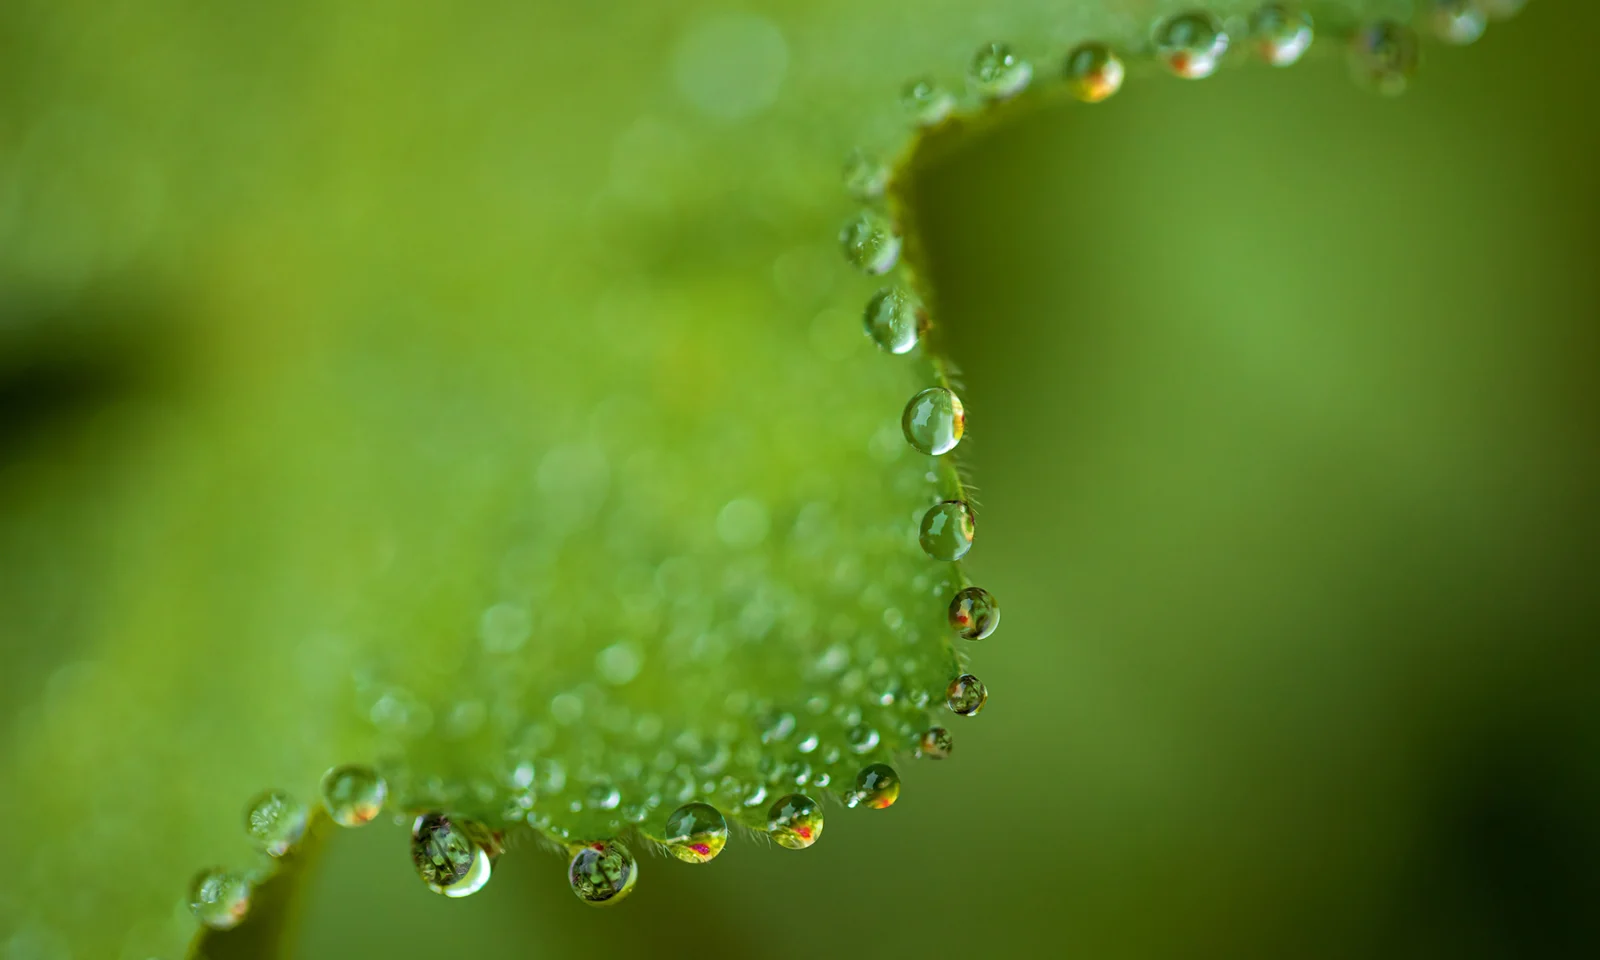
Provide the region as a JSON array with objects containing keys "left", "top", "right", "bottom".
[{"left": 5, "top": 3, "right": 1599, "bottom": 958}]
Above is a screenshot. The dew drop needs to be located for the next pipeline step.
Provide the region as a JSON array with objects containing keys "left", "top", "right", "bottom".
[
  {"left": 900, "top": 77, "right": 956, "bottom": 126},
  {"left": 662, "top": 802, "right": 729, "bottom": 863},
  {"left": 411, "top": 813, "right": 495, "bottom": 898},
  {"left": 919, "top": 500, "right": 976, "bottom": 561},
  {"left": 843, "top": 150, "right": 890, "bottom": 201},
  {"left": 847, "top": 724, "right": 881, "bottom": 754},
  {"left": 917, "top": 727, "right": 955, "bottom": 760},
  {"left": 244, "top": 790, "right": 308, "bottom": 857},
  {"left": 320, "top": 764, "right": 387, "bottom": 827},
  {"left": 863, "top": 286, "right": 924, "bottom": 355},
  {"left": 839, "top": 209, "right": 901, "bottom": 275},
  {"left": 188, "top": 869, "right": 250, "bottom": 930},
  {"left": 848, "top": 763, "right": 902, "bottom": 810},
  {"left": 569, "top": 841, "right": 639, "bottom": 905},
  {"left": 587, "top": 782, "right": 622, "bottom": 811},
  {"left": 1249, "top": 4, "right": 1314, "bottom": 66},
  {"left": 1155, "top": 12, "right": 1230, "bottom": 79},
  {"left": 946, "top": 674, "right": 989, "bottom": 717},
  {"left": 948, "top": 586, "right": 1000, "bottom": 640},
  {"left": 766, "top": 794, "right": 824, "bottom": 849},
  {"left": 1429, "top": 0, "right": 1487, "bottom": 44},
  {"left": 901, "top": 386, "right": 965, "bottom": 456},
  {"left": 1349, "top": 21, "right": 1420, "bottom": 96},
  {"left": 969, "top": 42, "right": 1032, "bottom": 100},
  {"left": 1063, "top": 42, "right": 1124, "bottom": 103}
]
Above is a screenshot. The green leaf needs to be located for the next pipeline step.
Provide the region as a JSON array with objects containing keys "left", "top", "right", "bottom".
[{"left": 0, "top": 1, "right": 1521, "bottom": 957}]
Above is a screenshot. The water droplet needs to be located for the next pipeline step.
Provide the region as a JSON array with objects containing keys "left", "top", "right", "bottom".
[
  {"left": 762, "top": 712, "right": 797, "bottom": 743},
  {"left": 796, "top": 732, "right": 820, "bottom": 754},
  {"left": 1155, "top": 12, "right": 1230, "bottom": 79},
  {"left": 848, "top": 764, "right": 902, "bottom": 810},
  {"left": 1429, "top": 0, "right": 1487, "bottom": 44},
  {"left": 1063, "top": 42, "right": 1124, "bottom": 103},
  {"left": 839, "top": 209, "right": 901, "bottom": 275},
  {"left": 863, "top": 286, "right": 925, "bottom": 355},
  {"left": 244, "top": 790, "right": 308, "bottom": 857},
  {"left": 741, "top": 781, "right": 770, "bottom": 807},
  {"left": 188, "top": 869, "right": 250, "bottom": 930},
  {"left": 946, "top": 674, "right": 989, "bottom": 716},
  {"left": 1349, "top": 21, "right": 1419, "bottom": 96},
  {"left": 568, "top": 841, "right": 639, "bottom": 905},
  {"left": 1250, "top": 4, "right": 1314, "bottom": 66},
  {"left": 948, "top": 586, "right": 1000, "bottom": 640},
  {"left": 320, "top": 764, "right": 387, "bottom": 827},
  {"left": 661, "top": 802, "right": 729, "bottom": 863},
  {"left": 766, "top": 794, "right": 824, "bottom": 849},
  {"left": 969, "top": 42, "right": 1032, "bottom": 100},
  {"left": 596, "top": 642, "right": 644, "bottom": 685},
  {"left": 919, "top": 500, "right": 976, "bottom": 561},
  {"left": 844, "top": 150, "right": 889, "bottom": 200},
  {"left": 588, "top": 782, "right": 622, "bottom": 811},
  {"left": 901, "top": 387, "right": 965, "bottom": 456},
  {"left": 848, "top": 724, "right": 881, "bottom": 754},
  {"left": 672, "top": 12, "right": 788, "bottom": 122},
  {"left": 900, "top": 78, "right": 955, "bottom": 126},
  {"left": 411, "top": 813, "right": 495, "bottom": 898},
  {"left": 917, "top": 727, "right": 954, "bottom": 760}
]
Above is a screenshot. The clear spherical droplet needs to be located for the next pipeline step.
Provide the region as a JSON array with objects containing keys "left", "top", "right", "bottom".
[
  {"left": 843, "top": 150, "right": 890, "bottom": 201},
  {"left": 1155, "top": 12, "right": 1230, "bottom": 79},
  {"left": 587, "top": 782, "right": 622, "bottom": 811},
  {"left": 319, "top": 764, "right": 387, "bottom": 827},
  {"left": 411, "top": 813, "right": 494, "bottom": 898},
  {"left": 1249, "top": 4, "right": 1314, "bottom": 66},
  {"left": 244, "top": 790, "right": 308, "bottom": 857},
  {"left": 766, "top": 794, "right": 824, "bottom": 849},
  {"left": 969, "top": 42, "right": 1032, "bottom": 100},
  {"left": 948, "top": 586, "right": 999, "bottom": 640},
  {"left": 1429, "top": 0, "right": 1487, "bottom": 44},
  {"left": 901, "top": 387, "right": 965, "bottom": 456},
  {"left": 568, "top": 841, "right": 639, "bottom": 905},
  {"left": 919, "top": 500, "right": 975, "bottom": 561},
  {"left": 1349, "top": 21, "right": 1419, "bottom": 96},
  {"left": 839, "top": 209, "right": 901, "bottom": 275},
  {"left": 864, "top": 287, "right": 924, "bottom": 355},
  {"left": 662, "top": 802, "right": 729, "bottom": 863},
  {"left": 917, "top": 727, "right": 955, "bottom": 760},
  {"left": 849, "top": 763, "right": 901, "bottom": 810},
  {"left": 946, "top": 674, "right": 989, "bottom": 716},
  {"left": 188, "top": 869, "right": 251, "bottom": 930},
  {"left": 901, "top": 77, "right": 956, "bottom": 126},
  {"left": 1063, "top": 42, "right": 1124, "bottom": 103}
]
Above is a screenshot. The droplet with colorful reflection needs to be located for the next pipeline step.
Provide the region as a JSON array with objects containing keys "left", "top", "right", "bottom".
[
  {"left": 319, "top": 764, "right": 387, "bottom": 827},
  {"left": 840, "top": 209, "right": 901, "bottom": 275},
  {"left": 919, "top": 499, "right": 975, "bottom": 561},
  {"left": 901, "top": 387, "right": 965, "bottom": 456},
  {"left": 1429, "top": 0, "right": 1487, "bottom": 44},
  {"left": 661, "top": 802, "right": 729, "bottom": 864},
  {"left": 969, "top": 42, "right": 1033, "bottom": 100},
  {"left": 848, "top": 764, "right": 902, "bottom": 810},
  {"left": 411, "top": 813, "right": 495, "bottom": 898},
  {"left": 917, "top": 727, "right": 955, "bottom": 760},
  {"left": 1063, "top": 42, "right": 1124, "bottom": 103},
  {"left": 1154, "top": 12, "right": 1230, "bottom": 79},
  {"left": 948, "top": 586, "right": 1000, "bottom": 640},
  {"left": 1249, "top": 4, "right": 1314, "bottom": 66},
  {"left": 1349, "top": 21, "right": 1419, "bottom": 96},
  {"left": 188, "top": 869, "right": 250, "bottom": 930},
  {"left": 767, "top": 794, "right": 824, "bottom": 849},
  {"left": 244, "top": 789, "right": 307, "bottom": 857},
  {"left": 946, "top": 674, "right": 988, "bottom": 716},
  {"left": 901, "top": 78, "right": 955, "bottom": 127},
  {"left": 864, "top": 286, "right": 924, "bottom": 355},
  {"left": 569, "top": 840, "right": 639, "bottom": 905}
]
